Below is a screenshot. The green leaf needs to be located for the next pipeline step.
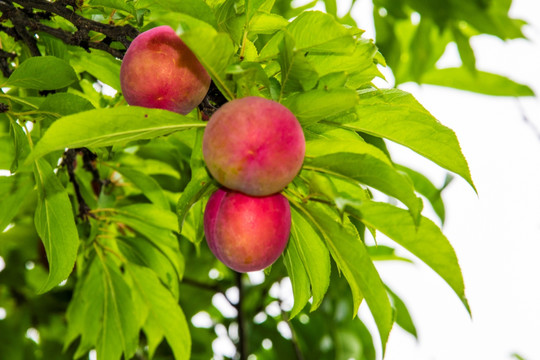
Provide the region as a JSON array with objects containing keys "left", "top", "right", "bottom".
[
  {"left": 283, "top": 88, "right": 358, "bottom": 126},
  {"left": 306, "top": 137, "right": 391, "bottom": 164},
  {"left": 33, "top": 158, "right": 79, "bottom": 293},
  {"left": 386, "top": 286, "right": 417, "bottom": 338},
  {"left": 354, "top": 201, "right": 471, "bottom": 314},
  {"left": 112, "top": 166, "right": 170, "bottom": 210},
  {"left": 396, "top": 164, "right": 446, "bottom": 223},
  {"left": 89, "top": 0, "right": 136, "bottom": 15},
  {"left": 8, "top": 118, "right": 30, "bottom": 172},
  {"left": 305, "top": 152, "right": 423, "bottom": 222},
  {"left": 422, "top": 67, "right": 535, "bottom": 97},
  {"left": 176, "top": 128, "right": 216, "bottom": 242},
  {"left": 96, "top": 256, "right": 140, "bottom": 360},
  {"left": 116, "top": 204, "right": 178, "bottom": 232},
  {"left": 287, "top": 11, "right": 356, "bottom": 53},
  {"left": 39, "top": 93, "right": 95, "bottom": 117},
  {"left": 307, "top": 38, "right": 379, "bottom": 78},
  {"left": 0, "top": 135, "right": 15, "bottom": 170},
  {"left": 71, "top": 49, "right": 122, "bottom": 91},
  {"left": 367, "top": 245, "right": 413, "bottom": 263},
  {"left": 117, "top": 235, "right": 181, "bottom": 298},
  {"left": 298, "top": 202, "right": 393, "bottom": 354},
  {"left": 278, "top": 32, "right": 318, "bottom": 98},
  {"left": 127, "top": 264, "right": 191, "bottom": 360},
  {"left": 65, "top": 258, "right": 106, "bottom": 357},
  {"left": 181, "top": 26, "right": 237, "bottom": 99},
  {"left": 332, "top": 88, "right": 476, "bottom": 191},
  {"left": 0, "top": 174, "right": 34, "bottom": 232},
  {"left": 153, "top": 0, "right": 217, "bottom": 27},
  {"left": 290, "top": 208, "right": 330, "bottom": 311},
  {"left": 250, "top": 13, "right": 288, "bottom": 34},
  {"left": 283, "top": 237, "right": 311, "bottom": 318},
  {"left": 451, "top": 26, "right": 476, "bottom": 74},
  {"left": 27, "top": 106, "right": 205, "bottom": 163},
  {"left": 4, "top": 56, "right": 77, "bottom": 90}
]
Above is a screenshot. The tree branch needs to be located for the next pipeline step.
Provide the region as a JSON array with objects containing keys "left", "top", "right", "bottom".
[
  {"left": 0, "top": 0, "right": 139, "bottom": 59},
  {"left": 235, "top": 272, "right": 247, "bottom": 360}
]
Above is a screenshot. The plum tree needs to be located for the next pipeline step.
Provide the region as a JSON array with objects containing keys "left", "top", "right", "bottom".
[
  {"left": 120, "top": 25, "right": 211, "bottom": 115},
  {"left": 204, "top": 188, "right": 291, "bottom": 273},
  {"left": 202, "top": 96, "right": 305, "bottom": 196}
]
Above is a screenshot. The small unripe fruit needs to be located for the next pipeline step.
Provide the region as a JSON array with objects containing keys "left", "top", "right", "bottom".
[
  {"left": 202, "top": 97, "right": 305, "bottom": 196},
  {"left": 204, "top": 188, "right": 291, "bottom": 273},
  {"left": 120, "top": 25, "right": 211, "bottom": 115}
]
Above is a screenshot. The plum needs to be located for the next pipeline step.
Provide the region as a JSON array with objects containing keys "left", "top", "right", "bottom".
[
  {"left": 202, "top": 97, "right": 305, "bottom": 196},
  {"left": 120, "top": 25, "right": 210, "bottom": 115},
  {"left": 204, "top": 188, "right": 291, "bottom": 273}
]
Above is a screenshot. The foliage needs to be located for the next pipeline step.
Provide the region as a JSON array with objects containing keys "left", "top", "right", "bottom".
[{"left": 0, "top": 0, "right": 532, "bottom": 359}]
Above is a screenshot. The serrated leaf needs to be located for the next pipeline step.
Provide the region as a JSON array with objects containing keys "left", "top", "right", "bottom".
[
  {"left": 283, "top": 237, "right": 311, "bottom": 318},
  {"left": 283, "top": 88, "right": 358, "bottom": 126},
  {"left": 333, "top": 88, "right": 476, "bottom": 191},
  {"left": 397, "top": 164, "right": 446, "bottom": 223},
  {"left": 27, "top": 106, "right": 205, "bottom": 163},
  {"left": 386, "top": 286, "right": 417, "bottom": 338},
  {"left": 181, "top": 26, "right": 237, "bottom": 99},
  {"left": 422, "top": 67, "right": 535, "bottom": 97},
  {"left": 305, "top": 152, "right": 423, "bottom": 222},
  {"left": 290, "top": 208, "right": 330, "bottom": 311},
  {"left": 4, "top": 56, "right": 77, "bottom": 90},
  {"left": 353, "top": 201, "right": 470, "bottom": 314},
  {"left": 298, "top": 202, "right": 393, "bottom": 354},
  {"left": 127, "top": 264, "right": 191, "bottom": 360},
  {"left": 33, "top": 158, "right": 79, "bottom": 293}
]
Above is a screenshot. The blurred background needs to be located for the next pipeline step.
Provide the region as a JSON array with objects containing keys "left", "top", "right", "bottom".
[{"left": 351, "top": 0, "right": 540, "bottom": 359}]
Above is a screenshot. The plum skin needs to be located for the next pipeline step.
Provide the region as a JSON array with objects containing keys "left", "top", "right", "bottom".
[
  {"left": 120, "top": 25, "right": 211, "bottom": 115},
  {"left": 202, "top": 97, "right": 305, "bottom": 196},
  {"left": 204, "top": 188, "right": 291, "bottom": 273}
]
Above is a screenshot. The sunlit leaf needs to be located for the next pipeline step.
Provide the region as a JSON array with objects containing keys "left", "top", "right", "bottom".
[
  {"left": 422, "top": 67, "right": 534, "bottom": 97},
  {"left": 27, "top": 106, "right": 205, "bottom": 163},
  {"left": 353, "top": 201, "right": 471, "bottom": 314},
  {"left": 4, "top": 56, "right": 77, "bottom": 90},
  {"left": 330, "top": 88, "right": 476, "bottom": 191}
]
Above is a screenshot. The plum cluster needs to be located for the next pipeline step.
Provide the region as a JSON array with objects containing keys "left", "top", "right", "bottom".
[{"left": 120, "top": 26, "right": 305, "bottom": 273}]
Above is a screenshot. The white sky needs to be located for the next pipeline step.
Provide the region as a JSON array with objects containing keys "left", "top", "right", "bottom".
[{"left": 353, "top": 0, "right": 540, "bottom": 359}]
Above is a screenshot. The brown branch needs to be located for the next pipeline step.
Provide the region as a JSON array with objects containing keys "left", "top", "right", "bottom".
[
  {"left": 198, "top": 80, "right": 229, "bottom": 120},
  {"left": 0, "top": 0, "right": 139, "bottom": 59}
]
